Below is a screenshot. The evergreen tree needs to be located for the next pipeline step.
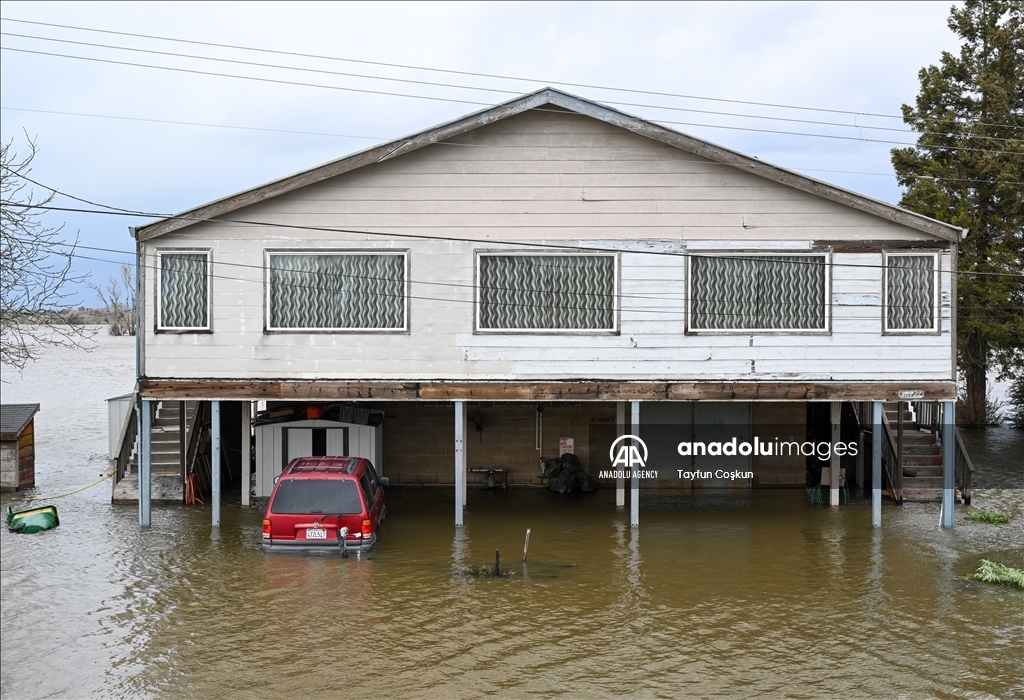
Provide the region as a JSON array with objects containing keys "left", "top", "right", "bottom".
[{"left": 891, "top": 0, "right": 1023, "bottom": 427}]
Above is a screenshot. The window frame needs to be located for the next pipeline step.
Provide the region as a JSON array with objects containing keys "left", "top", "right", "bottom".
[
  {"left": 882, "top": 251, "right": 940, "bottom": 335},
  {"left": 474, "top": 250, "right": 620, "bottom": 335},
  {"left": 155, "top": 248, "right": 212, "bottom": 333},
  {"left": 263, "top": 249, "right": 410, "bottom": 333},
  {"left": 685, "top": 251, "right": 832, "bottom": 335}
]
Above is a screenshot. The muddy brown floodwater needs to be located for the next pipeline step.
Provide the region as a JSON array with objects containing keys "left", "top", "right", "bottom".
[{"left": 2, "top": 333, "right": 1022, "bottom": 699}]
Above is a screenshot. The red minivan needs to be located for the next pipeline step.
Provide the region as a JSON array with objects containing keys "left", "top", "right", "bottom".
[{"left": 262, "top": 456, "right": 387, "bottom": 554}]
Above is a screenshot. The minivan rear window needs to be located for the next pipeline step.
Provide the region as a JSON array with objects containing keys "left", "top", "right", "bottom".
[{"left": 271, "top": 479, "right": 363, "bottom": 514}]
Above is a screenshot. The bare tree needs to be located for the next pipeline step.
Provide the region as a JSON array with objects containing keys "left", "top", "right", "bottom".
[
  {"left": 1, "top": 134, "right": 90, "bottom": 375},
  {"left": 88, "top": 263, "right": 136, "bottom": 336}
]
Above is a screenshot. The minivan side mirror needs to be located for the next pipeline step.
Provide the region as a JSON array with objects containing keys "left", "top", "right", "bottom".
[
  {"left": 379, "top": 476, "right": 391, "bottom": 487},
  {"left": 274, "top": 475, "right": 280, "bottom": 485}
]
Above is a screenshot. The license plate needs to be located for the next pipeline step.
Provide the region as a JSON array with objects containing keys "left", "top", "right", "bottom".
[{"left": 305, "top": 529, "right": 327, "bottom": 539}]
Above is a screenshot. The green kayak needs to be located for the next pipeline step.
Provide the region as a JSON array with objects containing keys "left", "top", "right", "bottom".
[{"left": 6, "top": 505, "right": 59, "bottom": 533}]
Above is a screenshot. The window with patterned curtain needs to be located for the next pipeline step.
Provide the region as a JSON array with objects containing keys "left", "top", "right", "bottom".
[
  {"left": 478, "top": 254, "right": 616, "bottom": 330},
  {"left": 268, "top": 253, "right": 406, "bottom": 330},
  {"left": 689, "top": 255, "right": 827, "bottom": 330},
  {"left": 886, "top": 254, "right": 936, "bottom": 331},
  {"left": 159, "top": 252, "right": 209, "bottom": 329}
]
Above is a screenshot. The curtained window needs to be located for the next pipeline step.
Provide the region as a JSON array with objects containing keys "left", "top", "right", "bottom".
[
  {"left": 267, "top": 253, "right": 406, "bottom": 331},
  {"left": 158, "top": 251, "right": 209, "bottom": 330},
  {"left": 689, "top": 255, "right": 828, "bottom": 331},
  {"left": 477, "top": 254, "right": 617, "bottom": 331},
  {"left": 885, "top": 254, "right": 937, "bottom": 332}
]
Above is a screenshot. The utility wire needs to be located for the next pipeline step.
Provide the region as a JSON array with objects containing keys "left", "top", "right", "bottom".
[
  {"left": 24, "top": 231, "right": 1021, "bottom": 314},
  {"left": 3, "top": 46, "right": 1022, "bottom": 157},
  {"left": 4, "top": 15, "right": 1021, "bottom": 130},
  {"left": 21, "top": 203, "right": 1024, "bottom": 281},
  {"left": 58, "top": 246, "right": 1021, "bottom": 324},
  {"left": 4, "top": 106, "right": 1022, "bottom": 186},
  {"left": 5, "top": 29, "right": 1021, "bottom": 144},
  {"left": 10, "top": 166, "right": 1011, "bottom": 280}
]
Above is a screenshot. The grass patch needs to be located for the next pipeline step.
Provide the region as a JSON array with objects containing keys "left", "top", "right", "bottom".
[
  {"left": 965, "top": 508, "right": 1011, "bottom": 525},
  {"left": 966, "top": 560, "right": 1024, "bottom": 589}
]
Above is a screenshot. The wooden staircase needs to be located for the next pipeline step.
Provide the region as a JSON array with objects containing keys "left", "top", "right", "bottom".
[
  {"left": 112, "top": 401, "right": 197, "bottom": 504},
  {"left": 882, "top": 402, "right": 955, "bottom": 503}
]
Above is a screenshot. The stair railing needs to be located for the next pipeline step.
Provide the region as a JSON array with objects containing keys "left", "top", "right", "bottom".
[
  {"left": 954, "top": 426, "right": 974, "bottom": 506},
  {"left": 111, "top": 391, "right": 139, "bottom": 494},
  {"left": 880, "top": 408, "right": 902, "bottom": 504},
  {"left": 912, "top": 401, "right": 941, "bottom": 433}
]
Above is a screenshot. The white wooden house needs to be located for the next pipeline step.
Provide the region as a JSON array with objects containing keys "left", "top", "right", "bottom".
[{"left": 124, "top": 88, "right": 966, "bottom": 529}]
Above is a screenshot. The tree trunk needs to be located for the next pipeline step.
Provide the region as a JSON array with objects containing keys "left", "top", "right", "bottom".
[{"left": 963, "top": 328, "right": 988, "bottom": 427}]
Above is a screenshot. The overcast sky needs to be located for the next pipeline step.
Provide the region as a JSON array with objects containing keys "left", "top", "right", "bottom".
[{"left": 1, "top": 1, "right": 962, "bottom": 302}]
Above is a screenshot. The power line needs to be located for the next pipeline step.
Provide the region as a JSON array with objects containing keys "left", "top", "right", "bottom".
[
  {"left": 6, "top": 29, "right": 1021, "bottom": 145},
  {"left": 30, "top": 232, "right": 1023, "bottom": 313},
  {"left": 6, "top": 45, "right": 1022, "bottom": 157},
  {"left": 21, "top": 203, "right": 1024, "bottom": 281},
  {"left": 4, "top": 15, "right": 1020, "bottom": 130},
  {"left": 6, "top": 43, "right": 1021, "bottom": 158},
  {"left": 5, "top": 106, "right": 1022, "bottom": 187},
  {"left": 52, "top": 243, "right": 1020, "bottom": 323}
]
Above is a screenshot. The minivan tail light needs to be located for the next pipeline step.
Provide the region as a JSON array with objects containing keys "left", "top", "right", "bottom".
[
  {"left": 361, "top": 519, "right": 372, "bottom": 536},
  {"left": 263, "top": 519, "right": 271, "bottom": 539}
]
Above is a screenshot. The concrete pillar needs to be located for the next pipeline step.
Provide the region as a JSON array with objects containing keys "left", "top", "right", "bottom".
[
  {"left": 855, "top": 403, "right": 865, "bottom": 489},
  {"left": 630, "top": 400, "right": 640, "bottom": 528},
  {"left": 179, "top": 400, "right": 186, "bottom": 504},
  {"left": 211, "top": 400, "right": 221, "bottom": 527},
  {"left": 942, "top": 400, "right": 955, "bottom": 529},
  {"left": 830, "top": 402, "right": 841, "bottom": 506},
  {"left": 455, "top": 400, "right": 465, "bottom": 527},
  {"left": 872, "top": 401, "right": 882, "bottom": 528},
  {"left": 615, "top": 402, "right": 626, "bottom": 507},
  {"left": 139, "top": 399, "right": 152, "bottom": 527},
  {"left": 241, "top": 401, "right": 251, "bottom": 507}
]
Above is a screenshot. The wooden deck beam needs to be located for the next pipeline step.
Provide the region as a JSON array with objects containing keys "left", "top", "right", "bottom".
[{"left": 139, "top": 379, "right": 956, "bottom": 402}]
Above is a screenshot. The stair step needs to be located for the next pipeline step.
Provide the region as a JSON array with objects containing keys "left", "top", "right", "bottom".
[
  {"left": 902, "top": 466, "right": 942, "bottom": 477},
  {"left": 903, "top": 456, "right": 942, "bottom": 466},
  {"left": 903, "top": 476, "right": 944, "bottom": 488},
  {"left": 901, "top": 488, "right": 944, "bottom": 502},
  {"left": 902, "top": 445, "right": 940, "bottom": 455}
]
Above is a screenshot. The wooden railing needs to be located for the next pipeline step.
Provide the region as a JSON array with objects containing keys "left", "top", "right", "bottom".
[
  {"left": 912, "top": 401, "right": 940, "bottom": 433},
  {"left": 111, "top": 392, "right": 138, "bottom": 494},
  {"left": 880, "top": 409, "right": 902, "bottom": 504},
  {"left": 955, "top": 426, "right": 974, "bottom": 506},
  {"left": 911, "top": 401, "right": 974, "bottom": 504}
]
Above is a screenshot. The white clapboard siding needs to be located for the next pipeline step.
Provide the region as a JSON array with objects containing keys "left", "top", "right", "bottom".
[{"left": 141, "top": 108, "right": 953, "bottom": 383}]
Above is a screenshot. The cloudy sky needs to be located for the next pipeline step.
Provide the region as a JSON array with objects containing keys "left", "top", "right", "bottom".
[{"left": 1, "top": 1, "right": 962, "bottom": 300}]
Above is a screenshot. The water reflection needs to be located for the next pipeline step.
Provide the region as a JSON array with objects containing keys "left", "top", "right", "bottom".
[{"left": 2, "top": 336, "right": 1023, "bottom": 698}]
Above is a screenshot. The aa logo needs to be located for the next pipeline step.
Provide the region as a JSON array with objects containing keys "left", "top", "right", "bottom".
[{"left": 609, "top": 435, "right": 648, "bottom": 468}]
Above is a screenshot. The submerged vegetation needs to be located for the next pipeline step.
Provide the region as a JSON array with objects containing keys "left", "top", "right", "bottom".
[
  {"left": 966, "top": 560, "right": 1024, "bottom": 590},
  {"left": 965, "top": 508, "right": 1012, "bottom": 525}
]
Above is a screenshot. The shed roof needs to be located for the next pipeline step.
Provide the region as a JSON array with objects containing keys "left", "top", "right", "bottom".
[
  {"left": 134, "top": 87, "right": 962, "bottom": 243},
  {"left": 0, "top": 404, "right": 39, "bottom": 440}
]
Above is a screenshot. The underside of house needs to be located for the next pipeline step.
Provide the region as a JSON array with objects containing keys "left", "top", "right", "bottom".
[{"left": 110, "top": 88, "right": 970, "bottom": 528}]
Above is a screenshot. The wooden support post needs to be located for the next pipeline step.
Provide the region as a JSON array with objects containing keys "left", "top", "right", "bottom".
[
  {"left": 139, "top": 399, "right": 152, "bottom": 527},
  {"left": 830, "top": 402, "right": 841, "bottom": 506},
  {"left": 872, "top": 401, "right": 882, "bottom": 528},
  {"left": 630, "top": 400, "right": 640, "bottom": 528},
  {"left": 211, "top": 400, "right": 221, "bottom": 527},
  {"left": 241, "top": 401, "right": 251, "bottom": 507},
  {"left": 615, "top": 402, "right": 626, "bottom": 508},
  {"left": 942, "top": 400, "right": 955, "bottom": 529},
  {"left": 455, "top": 400, "right": 465, "bottom": 527}
]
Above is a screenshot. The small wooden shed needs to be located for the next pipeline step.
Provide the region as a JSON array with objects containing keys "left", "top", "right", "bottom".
[{"left": 1, "top": 404, "right": 39, "bottom": 491}]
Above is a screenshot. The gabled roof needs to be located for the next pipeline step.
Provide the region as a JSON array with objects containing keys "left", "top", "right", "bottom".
[
  {"left": 134, "top": 87, "right": 961, "bottom": 242},
  {"left": 0, "top": 403, "right": 39, "bottom": 440}
]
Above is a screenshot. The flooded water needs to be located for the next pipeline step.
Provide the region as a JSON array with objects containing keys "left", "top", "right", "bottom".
[{"left": 2, "top": 332, "right": 1022, "bottom": 699}]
